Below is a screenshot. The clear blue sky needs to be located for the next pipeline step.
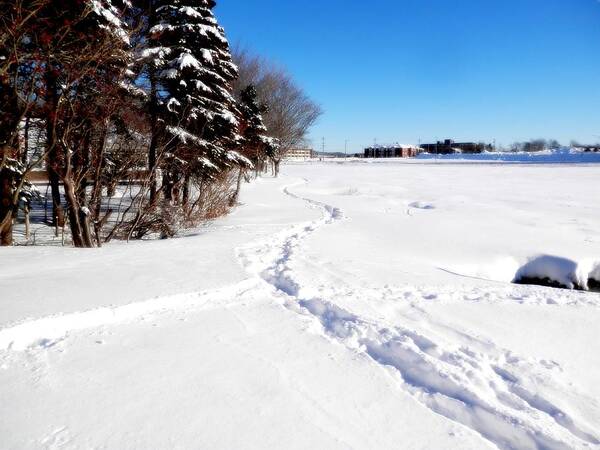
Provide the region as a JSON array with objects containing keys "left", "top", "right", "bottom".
[{"left": 216, "top": 0, "right": 600, "bottom": 152}]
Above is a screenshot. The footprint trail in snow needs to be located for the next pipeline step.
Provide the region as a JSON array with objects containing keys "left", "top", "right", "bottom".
[
  {"left": 237, "top": 179, "right": 600, "bottom": 450},
  {"left": 1, "top": 178, "right": 598, "bottom": 450}
]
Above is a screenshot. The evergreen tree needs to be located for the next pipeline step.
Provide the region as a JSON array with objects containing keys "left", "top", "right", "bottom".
[
  {"left": 144, "top": 0, "right": 247, "bottom": 201},
  {"left": 238, "top": 84, "right": 279, "bottom": 174}
]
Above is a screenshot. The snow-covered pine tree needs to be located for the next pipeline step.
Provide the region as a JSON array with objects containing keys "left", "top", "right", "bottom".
[
  {"left": 238, "top": 84, "right": 279, "bottom": 175},
  {"left": 145, "top": 0, "right": 248, "bottom": 204}
]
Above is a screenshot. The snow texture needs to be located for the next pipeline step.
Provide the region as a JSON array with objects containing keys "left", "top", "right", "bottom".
[{"left": 2, "top": 160, "right": 600, "bottom": 449}]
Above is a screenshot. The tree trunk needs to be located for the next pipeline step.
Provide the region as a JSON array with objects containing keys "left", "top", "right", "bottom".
[
  {"left": 63, "top": 176, "right": 92, "bottom": 248},
  {"left": 148, "top": 69, "right": 159, "bottom": 205},
  {"left": 22, "top": 115, "right": 30, "bottom": 165},
  {"left": 0, "top": 74, "right": 21, "bottom": 149},
  {"left": 91, "top": 123, "right": 109, "bottom": 245},
  {"left": 77, "top": 122, "right": 92, "bottom": 195},
  {"left": 182, "top": 172, "right": 191, "bottom": 209},
  {"left": 76, "top": 124, "right": 93, "bottom": 247},
  {"left": 48, "top": 169, "right": 64, "bottom": 226},
  {"left": 24, "top": 204, "right": 30, "bottom": 241},
  {"left": 162, "top": 171, "right": 172, "bottom": 203},
  {"left": 230, "top": 167, "right": 244, "bottom": 206},
  {"left": 63, "top": 143, "right": 93, "bottom": 249},
  {"left": 148, "top": 125, "right": 158, "bottom": 204},
  {"left": 0, "top": 70, "right": 23, "bottom": 245},
  {"left": 0, "top": 173, "right": 13, "bottom": 246},
  {"left": 45, "top": 65, "right": 65, "bottom": 227},
  {"left": 79, "top": 207, "right": 93, "bottom": 247},
  {"left": 0, "top": 215, "right": 12, "bottom": 246}
]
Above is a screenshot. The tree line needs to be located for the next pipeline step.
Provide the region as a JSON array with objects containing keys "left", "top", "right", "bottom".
[
  {"left": 502, "top": 139, "right": 599, "bottom": 152},
  {"left": 506, "top": 139, "right": 561, "bottom": 153},
  {"left": 0, "top": 0, "right": 321, "bottom": 247}
]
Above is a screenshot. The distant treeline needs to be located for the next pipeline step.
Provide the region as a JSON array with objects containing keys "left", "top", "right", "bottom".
[{"left": 503, "top": 139, "right": 595, "bottom": 152}]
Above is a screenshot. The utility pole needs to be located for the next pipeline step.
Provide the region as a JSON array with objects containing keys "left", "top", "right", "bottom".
[{"left": 344, "top": 140, "right": 348, "bottom": 158}]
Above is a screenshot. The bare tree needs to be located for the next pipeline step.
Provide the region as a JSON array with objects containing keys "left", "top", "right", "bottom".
[
  {"left": 0, "top": 0, "right": 51, "bottom": 245},
  {"left": 233, "top": 47, "right": 322, "bottom": 176}
]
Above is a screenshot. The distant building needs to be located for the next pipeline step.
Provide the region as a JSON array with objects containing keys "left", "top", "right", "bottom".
[
  {"left": 364, "top": 145, "right": 420, "bottom": 159},
  {"left": 286, "top": 148, "right": 314, "bottom": 159},
  {"left": 420, "top": 139, "right": 491, "bottom": 155}
]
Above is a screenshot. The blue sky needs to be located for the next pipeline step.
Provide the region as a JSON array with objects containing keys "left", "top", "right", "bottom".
[{"left": 216, "top": 0, "right": 600, "bottom": 152}]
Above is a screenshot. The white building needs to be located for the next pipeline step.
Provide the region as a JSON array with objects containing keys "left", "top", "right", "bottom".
[{"left": 286, "top": 148, "right": 314, "bottom": 159}]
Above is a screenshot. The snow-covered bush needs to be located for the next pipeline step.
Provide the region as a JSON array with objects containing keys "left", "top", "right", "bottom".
[
  {"left": 513, "top": 255, "right": 589, "bottom": 290},
  {"left": 589, "top": 262, "right": 600, "bottom": 285}
]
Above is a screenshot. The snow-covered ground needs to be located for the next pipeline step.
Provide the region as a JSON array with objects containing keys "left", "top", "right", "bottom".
[{"left": 1, "top": 160, "right": 600, "bottom": 449}]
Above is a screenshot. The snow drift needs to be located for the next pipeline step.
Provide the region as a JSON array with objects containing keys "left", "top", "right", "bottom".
[{"left": 513, "top": 255, "right": 594, "bottom": 291}]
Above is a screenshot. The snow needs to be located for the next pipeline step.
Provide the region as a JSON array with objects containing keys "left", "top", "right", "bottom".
[
  {"left": 591, "top": 262, "right": 600, "bottom": 282},
  {"left": 90, "top": 0, "right": 129, "bottom": 44},
  {"left": 219, "top": 109, "right": 238, "bottom": 126},
  {"left": 197, "top": 156, "right": 217, "bottom": 169},
  {"left": 201, "top": 48, "right": 214, "bottom": 65},
  {"left": 162, "top": 68, "right": 179, "bottom": 79},
  {"left": 140, "top": 46, "right": 171, "bottom": 61},
  {"left": 2, "top": 160, "right": 600, "bottom": 449},
  {"left": 165, "top": 125, "right": 204, "bottom": 146},
  {"left": 194, "top": 79, "right": 212, "bottom": 92},
  {"left": 226, "top": 151, "right": 253, "bottom": 167},
  {"left": 166, "top": 97, "right": 180, "bottom": 112},
  {"left": 174, "top": 52, "right": 201, "bottom": 70},
  {"left": 150, "top": 23, "right": 228, "bottom": 45},
  {"left": 156, "top": 5, "right": 203, "bottom": 19},
  {"left": 180, "top": 6, "right": 202, "bottom": 18}
]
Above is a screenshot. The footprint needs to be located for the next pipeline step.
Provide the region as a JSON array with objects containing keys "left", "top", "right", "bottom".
[
  {"left": 41, "top": 426, "right": 72, "bottom": 448},
  {"left": 409, "top": 201, "right": 436, "bottom": 210}
]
